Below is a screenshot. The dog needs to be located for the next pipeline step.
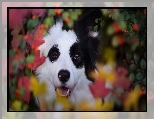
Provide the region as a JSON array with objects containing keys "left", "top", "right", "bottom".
[{"left": 35, "top": 9, "right": 109, "bottom": 109}]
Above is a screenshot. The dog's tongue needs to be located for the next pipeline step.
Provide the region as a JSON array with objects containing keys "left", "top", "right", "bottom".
[{"left": 57, "top": 87, "right": 69, "bottom": 96}]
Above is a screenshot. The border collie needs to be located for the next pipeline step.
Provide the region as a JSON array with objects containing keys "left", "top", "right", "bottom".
[{"left": 36, "top": 9, "right": 104, "bottom": 108}]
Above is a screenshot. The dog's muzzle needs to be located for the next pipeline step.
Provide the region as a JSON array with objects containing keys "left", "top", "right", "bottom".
[{"left": 55, "top": 86, "right": 75, "bottom": 97}]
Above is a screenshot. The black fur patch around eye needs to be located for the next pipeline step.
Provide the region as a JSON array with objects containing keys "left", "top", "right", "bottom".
[
  {"left": 70, "top": 42, "right": 84, "bottom": 69},
  {"left": 48, "top": 44, "right": 60, "bottom": 63}
]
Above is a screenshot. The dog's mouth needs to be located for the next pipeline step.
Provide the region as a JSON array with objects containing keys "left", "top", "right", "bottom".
[{"left": 55, "top": 86, "right": 71, "bottom": 96}]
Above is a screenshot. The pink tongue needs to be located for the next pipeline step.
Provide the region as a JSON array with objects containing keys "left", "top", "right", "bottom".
[
  {"left": 58, "top": 87, "right": 69, "bottom": 96},
  {"left": 61, "top": 87, "right": 68, "bottom": 95}
]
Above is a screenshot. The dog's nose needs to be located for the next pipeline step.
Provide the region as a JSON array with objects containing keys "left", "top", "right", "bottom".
[{"left": 58, "top": 70, "right": 70, "bottom": 83}]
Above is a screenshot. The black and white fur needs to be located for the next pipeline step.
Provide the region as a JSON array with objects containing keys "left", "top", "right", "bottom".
[{"left": 35, "top": 10, "right": 110, "bottom": 109}]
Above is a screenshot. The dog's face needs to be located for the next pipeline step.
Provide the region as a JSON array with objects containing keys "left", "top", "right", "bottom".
[
  {"left": 36, "top": 10, "right": 102, "bottom": 97},
  {"left": 38, "top": 22, "right": 85, "bottom": 96}
]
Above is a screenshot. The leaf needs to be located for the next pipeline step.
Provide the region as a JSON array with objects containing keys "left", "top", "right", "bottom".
[
  {"left": 115, "top": 87, "right": 124, "bottom": 95},
  {"left": 12, "top": 100, "right": 22, "bottom": 111},
  {"left": 129, "top": 73, "right": 135, "bottom": 82},
  {"left": 67, "top": 19, "right": 73, "bottom": 28},
  {"left": 48, "top": 9, "right": 55, "bottom": 16},
  {"left": 134, "top": 84, "right": 141, "bottom": 90},
  {"left": 95, "top": 18, "right": 98, "bottom": 23},
  {"left": 112, "top": 36, "right": 119, "bottom": 47},
  {"left": 118, "top": 21, "right": 126, "bottom": 29},
  {"left": 107, "top": 25, "right": 114, "bottom": 35},
  {"left": 25, "top": 67, "right": 31, "bottom": 76},
  {"left": 9, "top": 49, "right": 16, "bottom": 57},
  {"left": 124, "top": 90, "right": 141, "bottom": 111},
  {"left": 129, "top": 64, "right": 137, "bottom": 72},
  {"left": 19, "top": 39, "right": 26, "bottom": 50},
  {"left": 136, "top": 73, "right": 144, "bottom": 80},
  {"left": 89, "top": 79, "right": 111, "bottom": 98},
  {"left": 18, "top": 76, "right": 30, "bottom": 102},
  {"left": 27, "top": 50, "right": 46, "bottom": 70},
  {"left": 27, "top": 18, "right": 39, "bottom": 30},
  {"left": 141, "top": 59, "right": 146, "bottom": 70},
  {"left": 44, "top": 17, "right": 54, "bottom": 27},
  {"left": 12, "top": 60, "right": 19, "bottom": 70},
  {"left": 11, "top": 35, "right": 22, "bottom": 50},
  {"left": 26, "top": 55, "right": 34, "bottom": 63},
  {"left": 94, "top": 25, "right": 98, "bottom": 32},
  {"left": 29, "top": 75, "right": 47, "bottom": 96},
  {"left": 134, "top": 53, "right": 139, "bottom": 62},
  {"left": 62, "top": 11, "right": 69, "bottom": 19},
  {"left": 100, "top": 20, "right": 105, "bottom": 27}
]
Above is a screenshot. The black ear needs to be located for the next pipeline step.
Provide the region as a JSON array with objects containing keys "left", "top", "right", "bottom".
[
  {"left": 74, "top": 9, "right": 102, "bottom": 37},
  {"left": 74, "top": 9, "right": 102, "bottom": 80}
]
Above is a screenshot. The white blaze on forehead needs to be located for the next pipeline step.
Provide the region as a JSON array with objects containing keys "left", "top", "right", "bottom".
[{"left": 38, "top": 21, "right": 77, "bottom": 57}]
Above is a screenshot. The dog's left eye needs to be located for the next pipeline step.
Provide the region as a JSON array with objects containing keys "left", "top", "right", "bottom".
[{"left": 73, "top": 52, "right": 81, "bottom": 61}]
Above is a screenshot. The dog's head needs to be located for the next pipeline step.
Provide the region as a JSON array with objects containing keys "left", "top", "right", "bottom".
[{"left": 36, "top": 10, "right": 102, "bottom": 96}]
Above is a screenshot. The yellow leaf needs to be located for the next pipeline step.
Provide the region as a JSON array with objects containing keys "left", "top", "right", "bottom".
[
  {"left": 55, "top": 92, "right": 73, "bottom": 110},
  {"left": 94, "top": 98, "right": 114, "bottom": 111},
  {"left": 12, "top": 100, "right": 22, "bottom": 111},
  {"left": 74, "top": 100, "right": 94, "bottom": 111},
  {"left": 124, "top": 90, "right": 141, "bottom": 111},
  {"left": 91, "top": 63, "right": 116, "bottom": 84},
  {"left": 29, "top": 75, "right": 47, "bottom": 96}
]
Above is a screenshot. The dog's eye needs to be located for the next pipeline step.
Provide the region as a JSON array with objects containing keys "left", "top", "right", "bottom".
[
  {"left": 51, "top": 51, "right": 59, "bottom": 58},
  {"left": 73, "top": 52, "right": 81, "bottom": 60}
]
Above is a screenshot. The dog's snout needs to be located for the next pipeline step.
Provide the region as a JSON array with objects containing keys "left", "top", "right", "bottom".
[{"left": 58, "top": 70, "right": 70, "bottom": 83}]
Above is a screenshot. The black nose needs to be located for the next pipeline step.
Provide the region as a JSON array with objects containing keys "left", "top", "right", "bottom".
[{"left": 58, "top": 70, "right": 70, "bottom": 83}]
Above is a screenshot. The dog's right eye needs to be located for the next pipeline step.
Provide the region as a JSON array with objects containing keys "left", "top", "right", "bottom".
[
  {"left": 48, "top": 45, "right": 60, "bottom": 62},
  {"left": 51, "top": 51, "right": 59, "bottom": 58}
]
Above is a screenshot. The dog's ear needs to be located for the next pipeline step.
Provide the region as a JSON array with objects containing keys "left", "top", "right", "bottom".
[
  {"left": 74, "top": 9, "right": 102, "bottom": 38},
  {"left": 74, "top": 9, "right": 102, "bottom": 80}
]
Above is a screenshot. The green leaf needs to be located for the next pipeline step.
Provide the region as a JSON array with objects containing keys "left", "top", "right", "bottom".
[
  {"left": 94, "top": 25, "right": 98, "bottom": 32},
  {"left": 25, "top": 67, "right": 31, "bottom": 77},
  {"left": 62, "top": 11, "right": 69, "bottom": 19},
  {"left": 27, "top": 18, "right": 39, "bottom": 30},
  {"left": 9, "top": 49, "right": 16, "bottom": 57},
  {"left": 19, "top": 87, "right": 25, "bottom": 97},
  {"left": 129, "top": 64, "right": 137, "bottom": 72},
  {"left": 141, "top": 59, "right": 146, "bottom": 70},
  {"left": 118, "top": 21, "right": 126, "bottom": 29},
  {"left": 102, "top": 9, "right": 108, "bottom": 16},
  {"left": 136, "top": 73, "right": 144, "bottom": 80},
  {"left": 44, "top": 17, "right": 54, "bottom": 27},
  {"left": 100, "top": 20, "right": 105, "bottom": 27},
  {"left": 134, "top": 53, "right": 139, "bottom": 62},
  {"left": 70, "top": 12, "right": 78, "bottom": 21},
  {"left": 48, "top": 9, "right": 55, "bottom": 16},
  {"left": 19, "top": 39, "right": 26, "bottom": 50},
  {"left": 129, "top": 73, "right": 135, "bottom": 82},
  {"left": 107, "top": 25, "right": 114, "bottom": 35},
  {"left": 115, "top": 87, "right": 124, "bottom": 95},
  {"left": 67, "top": 19, "right": 73, "bottom": 28},
  {"left": 95, "top": 18, "right": 98, "bottom": 23},
  {"left": 12, "top": 60, "right": 19, "bottom": 70},
  {"left": 25, "top": 55, "right": 34, "bottom": 63},
  {"left": 112, "top": 36, "right": 119, "bottom": 47},
  {"left": 134, "top": 84, "right": 141, "bottom": 90}
]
